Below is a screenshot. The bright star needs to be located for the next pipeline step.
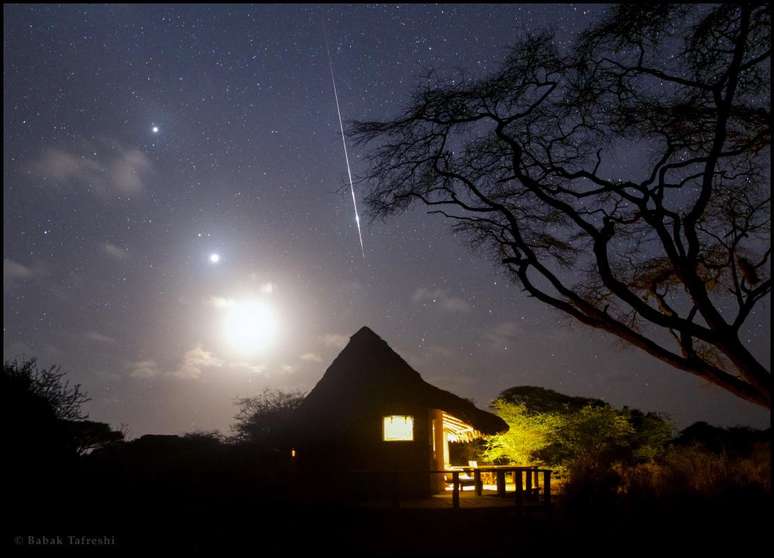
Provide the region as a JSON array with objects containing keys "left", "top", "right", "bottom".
[
  {"left": 151, "top": 125, "right": 160, "bottom": 134},
  {"left": 209, "top": 253, "right": 220, "bottom": 264}
]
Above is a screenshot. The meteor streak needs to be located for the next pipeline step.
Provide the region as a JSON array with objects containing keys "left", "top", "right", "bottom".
[{"left": 323, "top": 24, "right": 365, "bottom": 259}]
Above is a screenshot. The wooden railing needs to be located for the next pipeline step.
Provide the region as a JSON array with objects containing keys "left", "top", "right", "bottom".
[{"left": 349, "top": 466, "right": 553, "bottom": 512}]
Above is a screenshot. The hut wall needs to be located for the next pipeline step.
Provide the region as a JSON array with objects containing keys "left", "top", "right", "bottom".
[{"left": 297, "top": 404, "right": 437, "bottom": 498}]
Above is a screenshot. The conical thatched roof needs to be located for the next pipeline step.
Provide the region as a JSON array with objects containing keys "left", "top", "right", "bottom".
[{"left": 294, "top": 326, "right": 507, "bottom": 436}]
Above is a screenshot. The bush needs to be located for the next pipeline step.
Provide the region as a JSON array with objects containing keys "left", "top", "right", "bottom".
[
  {"left": 483, "top": 390, "right": 673, "bottom": 475},
  {"left": 230, "top": 388, "right": 305, "bottom": 450}
]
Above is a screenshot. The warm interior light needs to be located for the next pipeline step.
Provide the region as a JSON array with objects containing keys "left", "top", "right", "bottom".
[{"left": 383, "top": 415, "right": 414, "bottom": 441}]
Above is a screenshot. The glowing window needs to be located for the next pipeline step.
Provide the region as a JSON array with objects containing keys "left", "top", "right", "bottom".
[{"left": 383, "top": 415, "right": 414, "bottom": 441}]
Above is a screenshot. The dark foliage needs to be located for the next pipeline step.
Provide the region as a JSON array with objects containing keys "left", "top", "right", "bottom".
[
  {"left": 497, "top": 385, "right": 607, "bottom": 414},
  {"left": 675, "top": 420, "right": 772, "bottom": 455},
  {"left": 63, "top": 419, "right": 124, "bottom": 455},
  {"left": 231, "top": 388, "right": 305, "bottom": 450},
  {"left": 3, "top": 357, "right": 89, "bottom": 421}
]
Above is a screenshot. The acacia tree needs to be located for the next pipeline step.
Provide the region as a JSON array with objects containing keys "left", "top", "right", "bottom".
[
  {"left": 351, "top": 4, "right": 771, "bottom": 407},
  {"left": 231, "top": 388, "right": 305, "bottom": 449}
]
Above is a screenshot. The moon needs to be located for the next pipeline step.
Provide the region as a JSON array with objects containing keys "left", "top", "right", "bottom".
[
  {"left": 209, "top": 253, "right": 220, "bottom": 264},
  {"left": 222, "top": 299, "right": 278, "bottom": 355},
  {"left": 151, "top": 125, "right": 160, "bottom": 134}
]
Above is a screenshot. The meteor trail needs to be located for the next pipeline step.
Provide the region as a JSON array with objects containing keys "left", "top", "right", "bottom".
[{"left": 323, "top": 23, "right": 365, "bottom": 259}]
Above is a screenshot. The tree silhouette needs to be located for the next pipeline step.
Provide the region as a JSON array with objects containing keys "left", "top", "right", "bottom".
[
  {"left": 3, "top": 357, "right": 90, "bottom": 420},
  {"left": 351, "top": 4, "right": 770, "bottom": 407},
  {"left": 231, "top": 388, "right": 304, "bottom": 450},
  {"left": 64, "top": 419, "right": 124, "bottom": 455},
  {"left": 1, "top": 358, "right": 123, "bottom": 456}
]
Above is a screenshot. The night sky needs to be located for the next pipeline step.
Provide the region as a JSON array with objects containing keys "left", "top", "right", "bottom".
[{"left": 4, "top": 4, "right": 769, "bottom": 438}]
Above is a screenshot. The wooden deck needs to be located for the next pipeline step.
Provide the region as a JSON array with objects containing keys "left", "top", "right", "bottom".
[
  {"left": 351, "top": 466, "right": 554, "bottom": 513},
  {"left": 381, "top": 491, "right": 533, "bottom": 509}
]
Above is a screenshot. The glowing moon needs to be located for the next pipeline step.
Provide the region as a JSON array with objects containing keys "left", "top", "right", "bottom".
[
  {"left": 151, "top": 125, "right": 160, "bottom": 134},
  {"left": 209, "top": 253, "right": 220, "bottom": 264},
  {"left": 222, "top": 299, "right": 278, "bottom": 354}
]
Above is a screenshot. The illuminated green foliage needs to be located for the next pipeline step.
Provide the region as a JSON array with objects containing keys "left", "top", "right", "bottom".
[
  {"left": 538, "top": 405, "right": 636, "bottom": 469},
  {"left": 482, "top": 401, "right": 564, "bottom": 465},
  {"left": 483, "top": 388, "right": 674, "bottom": 472}
]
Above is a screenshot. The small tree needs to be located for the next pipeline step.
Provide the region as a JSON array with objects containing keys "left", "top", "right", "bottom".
[
  {"left": 482, "top": 401, "right": 564, "bottom": 465},
  {"left": 3, "top": 358, "right": 90, "bottom": 421},
  {"left": 231, "top": 388, "right": 305, "bottom": 450},
  {"left": 64, "top": 420, "right": 124, "bottom": 455},
  {"left": 2, "top": 358, "right": 125, "bottom": 456},
  {"left": 539, "top": 405, "right": 637, "bottom": 471},
  {"left": 485, "top": 387, "right": 673, "bottom": 473}
]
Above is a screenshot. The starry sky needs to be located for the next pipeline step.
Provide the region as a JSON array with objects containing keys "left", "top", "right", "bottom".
[{"left": 4, "top": 4, "right": 769, "bottom": 438}]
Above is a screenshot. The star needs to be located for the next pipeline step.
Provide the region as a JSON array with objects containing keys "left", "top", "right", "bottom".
[
  {"left": 151, "top": 125, "right": 160, "bottom": 134},
  {"left": 209, "top": 253, "right": 221, "bottom": 264}
]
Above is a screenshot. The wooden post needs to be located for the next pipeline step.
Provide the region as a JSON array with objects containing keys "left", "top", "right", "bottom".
[
  {"left": 515, "top": 468, "right": 524, "bottom": 509},
  {"left": 452, "top": 471, "right": 460, "bottom": 509},
  {"left": 474, "top": 469, "right": 482, "bottom": 496},
  {"left": 391, "top": 471, "right": 400, "bottom": 509},
  {"left": 525, "top": 466, "right": 532, "bottom": 498},
  {"left": 543, "top": 470, "right": 552, "bottom": 516},
  {"left": 496, "top": 470, "right": 506, "bottom": 497},
  {"left": 534, "top": 468, "right": 540, "bottom": 495}
]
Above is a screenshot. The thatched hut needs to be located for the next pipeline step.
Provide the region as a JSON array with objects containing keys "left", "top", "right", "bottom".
[{"left": 291, "top": 326, "right": 507, "bottom": 496}]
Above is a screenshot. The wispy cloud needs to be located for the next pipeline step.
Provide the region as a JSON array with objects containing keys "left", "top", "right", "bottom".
[
  {"left": 208, "top": 296, "right": 235, "bottom": 309},
  {"left": 412, "top": 287, "right": 472, "bottom": 313},
  {"left": 127, "top": 360, "right": 160, "bottom": 379},
  {"left": 101, "top": 241, "right": 129, "bottom": 260},
  {"left": 85, "top": 331, "right": 116, "bottom": 344},
  {"left": 172, "top": 346, "right": 223, "bottom": 380},
  {"left": 321, "top": 333, "right": 348, "bottom": 350},
  {"left": 4, "top": 258, "right": 33, "bottom": 282},
  {"left": 300, "top": 352, "right": 323, "bottom": 363},
  {"left": 3, "top": 258, "right": 45, "bottom": 291},
  {"left": 482, "top": 321, "right": 522, "bottom": 350},
  {"left": 128, "top": 345, "right": 269, "bottom": 381},
  {"left": 32, "top": 141, "right": 152, "bottom": 199}
]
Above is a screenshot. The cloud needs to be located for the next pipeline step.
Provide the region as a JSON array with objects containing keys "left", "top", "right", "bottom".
[
  {"left": 35, "top": 149, "right": 101, "bottom": 180},
  {"left": 101, "top": 242, "right": 129, "bottom": 260},
  {"left": 402, "top": 344, "right": 455, "bottom": 369},
  {"left": 128, "top": 360, "right": 160, "bottom": 379},
  {"left": 32, "top": 142, "right": 152, "bottom": 199},
  {"left": 208, "top": 296, "right": 235, "bottom": 309},
  {"left": 3, "top": 258, "right": 44, "bottom": 291},
  {"left": 85, "top": 331, "right": 116, "bottom": 344},
  {"left": 300, "top": 352, "right": 323, "bottom": 363},
  {"left": 426, "top": 344, "right": 454, "bottom": 359},
  {"left": 109, "top": 148, "right": 152, "bottom": 195},
  {"left": 482, "top": 321, "right": 523, "bottom": 350},
  {"left": 412, "top": 288, "right": 472, "bottom": 313},
  {"left": 172, "top": 346, "right": 224, "bottom": 380},
  {"left": 4, "top": 258, "right": 33, "bottom": 282},
  {"left": 321, "top": 333, "right": 348, "bottom": 349},
  {"left": 128, "top": 345, "right": 270, "bottom": 382},
  {"left": 233, "top": 362, "right": 267, "bottom": 375}
]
